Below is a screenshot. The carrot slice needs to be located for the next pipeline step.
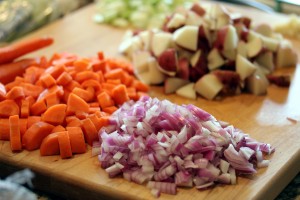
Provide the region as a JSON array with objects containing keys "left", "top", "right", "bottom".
[
  {"left": 64, "top": 80, "right": 81, "bottom": 92},
  {"left": 9, "top": 115, "right": 22, "bottom": 151},
  {"left": 42, "top": 104, "right": 67, "bottom": 125},
  {"left": 57, "top": 131, "right": 72, "bottom": 159},
  {"left": 81, "top": 79, "right": 102, "bottom": 92},
  {"left": 27, "top": 116, "right": 41, "bottom": 128},
  {"left": 45, "top": 92, "right": 60, "bottom": 108},
  {"left": 101, "top": 83, "right": 116, "bottom": 94},
  {"left": 97, "top": 91, "right": 114, "bottom": 110},
  {"left": 19, "top": 118, "right": 28, "bottom": 137},
  {"left": 97, "top": 51, "right": 104, "bottom": 60},
  {"left": 73, "top": 59, "right": 90, "bottom": 72},
  {"left": 40, "top": 74, "right": 56, "bottom": 88},
  {"left": 88, "top": 107, "right": 101, "bottom": 114},
  {"left": 0, "top": 99, "right": 19, "bottom": 117},
  {"left": 96, "top": 71, "right": 105, "bottom": 84},
  {"left": 72, "top": 87, "right": 94, "bottom": 102},
  {"left": 20, "top": 99, "right": 30, "bottom": 118},
  {"left": 127, "top": 87, "right": 137, "bottom": 100},
  {"left": 6, "top": 86, "right": 25, "bottom": 100},
  {"left": 52, "top": 53, "right": 78, "bottom": 66},
  {"left": 0, "top": 118, "right": 10, "bottom": 140},
  {"left": 98, "top": 116, "right": 111, "bottom": 129},
  {"left": 75, "top": 71, "right": 99, "bottom": 83},
  {"left": 20, "top": 83, "right": 44, "bottom": 98},
  {"left": 103, "top": 106, "right": 118, "bottom": 114},
  {"left": 45, "top": 64, "right": 66, "bottom": 79},
  {"left": 104, "top": 68, "right": 126, "bottom": 83},
  {"left": 89, "top": 102, "right": 99, "bottom": 108},
  {"left": 106, "top": 58, "right": 133, "bottom": 74},
  {"left": 51, "top": 125, "right": 66, "bottom": 133},
  {"left": 31, "top": 100, "right": 47, "bottom": 116},
  {"left": 131, "top": 80, "right": 149, "bottom": 92},
  {"left": 23, "top": 66, "right": 45, "bottom": 84},
  {"left": 66, "top": 127, "right": 86, "bottom": 154},
  {"left": 66, "top": 116, "right": 82, "bottom": 127},
  {"left": 88, "top": 114, "right": 102, "bottom": 131},
  {"left": 66, "top": 93, "right": 89, "bottom": 116},
  {"left": 112, "top": 84, "right": 129, "bottom": 106},
  {"left": 57, "top": 71, "right": 72, "bottom": 86},
  {"left": 92, "top": 60, "right": 106, "bottom": 73},
  {"left": 22, "top": 121, "right": 54, "bottom": 151},
  {"left": 81, "top": 118, "right": 98, "bottom": 146},
  {"left": 40, "top": 133, "right": 59, "bottom": 156},
  {"left": 39, "top": 56, "right": 49, "bottom": 68}
]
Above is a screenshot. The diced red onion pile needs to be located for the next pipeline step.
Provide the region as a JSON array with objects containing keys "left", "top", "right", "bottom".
[{"left": 97, "top": 96, "right": 274, "bottom": 197}]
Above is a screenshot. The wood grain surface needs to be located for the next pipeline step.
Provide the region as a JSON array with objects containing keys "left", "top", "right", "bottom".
[{"left": 1, "top": 2, "right": 299, "bottom": 200}]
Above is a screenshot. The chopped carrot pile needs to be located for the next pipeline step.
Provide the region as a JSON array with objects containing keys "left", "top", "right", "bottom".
[{"left": 0, "top": 51, "right": 149, "bottom": 158}]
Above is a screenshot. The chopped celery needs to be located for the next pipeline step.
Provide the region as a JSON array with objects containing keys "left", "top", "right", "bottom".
[{"left": 94, "top": 0, "right": 195, "bottom": 29}]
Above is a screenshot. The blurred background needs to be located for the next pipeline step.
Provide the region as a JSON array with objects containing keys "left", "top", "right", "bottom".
[{"left": 1, "top": 0, "right": 300, "bottom": 44}]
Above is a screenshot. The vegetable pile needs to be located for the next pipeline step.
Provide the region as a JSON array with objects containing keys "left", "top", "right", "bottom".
[
  {"left": 98, "top": 96, "right": 274, "bottom": 197},
  {"left": 0, "top": 38, "right": 149, "bottom": 158},
  {"left": 94, "top": 0, "right": 195, "bottom": 29},
  {"left": 119, "top": 2, "right": 298, "bottom": 100}
]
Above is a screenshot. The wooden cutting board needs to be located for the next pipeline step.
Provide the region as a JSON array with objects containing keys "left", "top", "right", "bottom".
[{"left": 1, "top": 2, "right": 299, "bottom": 200}]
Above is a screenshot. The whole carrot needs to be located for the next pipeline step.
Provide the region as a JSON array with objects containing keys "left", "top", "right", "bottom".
[
  {"left": 0, "top": 58, "right": 37, "bottom": 84},
  {"left": 0, "top": 36, "right": 54, "bottom": 64}
]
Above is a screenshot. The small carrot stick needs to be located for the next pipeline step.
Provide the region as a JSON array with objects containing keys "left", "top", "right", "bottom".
[
  {"left": 57, "top": 131, "right": 72, "bottom": 159},
  {"left": 9, "top": 115, "right": 22, "bottom": 151},
  {"left": 0, "top": 37, "right": 54, "bottom": 64}
]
